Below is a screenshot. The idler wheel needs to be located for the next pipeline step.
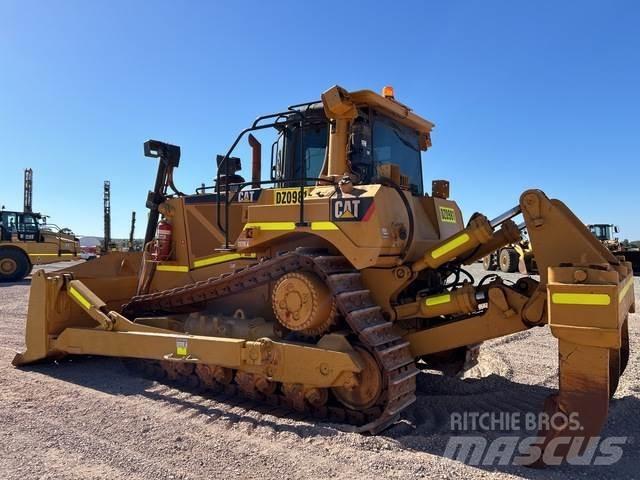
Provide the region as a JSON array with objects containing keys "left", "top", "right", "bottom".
[
  {"left": 272, "top": 272, "right": 336, "bottom": 336},
  {"left": 332, "top": 347, "right": 382, "bottom": 410}
]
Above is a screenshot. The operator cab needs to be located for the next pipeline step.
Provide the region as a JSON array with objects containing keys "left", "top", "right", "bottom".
[
  {"left": 0, "top": 211, "right": 41, "bottom": 242},
  {"left": 588, "top": 224, "right": 619, "bottom": 242},
  {"left": 212, "top": 86, "right": 432, "bottom": 208},
  {"left": 272, "top": 102, "right": 425, "bottom": 195}
]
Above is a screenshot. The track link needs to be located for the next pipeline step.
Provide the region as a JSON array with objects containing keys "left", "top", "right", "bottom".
[{"left": 121, "top": 252, "right": 418, "bottom": 432}]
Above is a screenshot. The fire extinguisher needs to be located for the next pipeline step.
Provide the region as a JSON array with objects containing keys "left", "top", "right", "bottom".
[{"left": 153, "top": 219, "right": 172, "bottom": 261}]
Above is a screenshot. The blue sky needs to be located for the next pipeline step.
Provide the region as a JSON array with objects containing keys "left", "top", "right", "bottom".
[{"left": 1, "top": 1, "right": 639, "bottom": 239}]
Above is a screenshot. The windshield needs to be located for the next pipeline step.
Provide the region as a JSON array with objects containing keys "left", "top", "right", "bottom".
[{"left": 372, "top": 112, "right": 423, "bottom": 194}]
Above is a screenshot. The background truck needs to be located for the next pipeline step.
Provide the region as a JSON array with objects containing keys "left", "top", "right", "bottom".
[{"left": 0, "top": 209, "right": 80, "bottom": 282}]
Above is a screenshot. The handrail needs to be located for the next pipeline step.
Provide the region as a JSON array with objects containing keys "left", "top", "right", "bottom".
[
  {"left": 197, "top": 177, "right": 336, "bottom": 195},
  {"left": 216, "top": 107, "right": 324, "bottom": 249},
  {"left": 209, "top": 176, "right": 338, "bottom": 251}
]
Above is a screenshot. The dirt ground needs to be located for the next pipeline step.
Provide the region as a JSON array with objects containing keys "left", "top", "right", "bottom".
[{"left": 1, "top": 262, "right": 638, "bottom": 480}]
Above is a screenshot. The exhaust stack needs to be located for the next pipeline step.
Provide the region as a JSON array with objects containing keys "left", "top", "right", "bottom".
[{"left": 248, "top": 134, "right": 261, "bottom": 189}]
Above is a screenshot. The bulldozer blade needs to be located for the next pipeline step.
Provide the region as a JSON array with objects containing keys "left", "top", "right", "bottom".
[{"left": 13, "top": 252, "right": 141, "bottom": 366}]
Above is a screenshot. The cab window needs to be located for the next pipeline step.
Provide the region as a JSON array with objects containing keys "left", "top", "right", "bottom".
[
  {"left": 589, "top": 225, "right": 611, "bottom": 241},
  {"left": 372, "top": 111, "right": 423, "bottom": 195},
  {"left": 278, "top": 123, "right": 328, "bottom": 185},
  {"left": 1, "top": 213, "right": 15, "bottom": 240},
  {"left": 19, "top": 214, "right": 39, "bottom": 233},
  {"left": 1, "top": 212, "right": 18, "bottom": 231},
  {"left": 301, "top": 125, "right": 328, "bottom": 179}
]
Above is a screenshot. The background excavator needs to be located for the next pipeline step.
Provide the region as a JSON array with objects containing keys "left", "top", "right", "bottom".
[{"left": 13, "top": 85, "right": 635, "bottom": 465}]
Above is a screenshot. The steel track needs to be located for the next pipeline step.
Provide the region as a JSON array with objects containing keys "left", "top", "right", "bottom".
[{"left": 122, "top": 252, "right": 418, "bottom": 433}]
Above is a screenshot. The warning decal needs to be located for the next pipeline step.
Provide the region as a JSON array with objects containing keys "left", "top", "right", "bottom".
[
  {"left": 439, "top": 206, "right": 457, "bottom": 224},
  {"left": 176, "top": 339, "right": 188, "bottom": 356}
]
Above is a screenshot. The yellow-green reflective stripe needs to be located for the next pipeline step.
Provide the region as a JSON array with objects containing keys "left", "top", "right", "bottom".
[
  {"left": 193, "top": 253, "right": 256, "bottom": 269},
  {"left": 244, "top": 222, "right": 296, "bottom": 231},
  {"left": 425, "top": 293, "right": 451, "bottom": 307},
  {"left": 619, "top": 277, "right": 633, "bottom": 303},
  {"left": 551, "top": 292, "right": 611, "bottom": 306},
  {"left": 431, "top": 233, "right": 470, "bottom": 259},
  {"left": 68, "top": 286, "right": 92, "bottom": 310},
  {"left": 156, "top": 265, "right": 190, "bottom": 273},
  {"left": 311, "top": 222, "right": 339, "bottom": 231},
  {"left": 244, "top": 222, "right": 338, "bottom": 232}
]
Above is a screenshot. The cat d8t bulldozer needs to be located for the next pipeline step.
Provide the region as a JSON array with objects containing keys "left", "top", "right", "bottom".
[{"left": 14, "top": 86, "right": 634, "bottom": 465}]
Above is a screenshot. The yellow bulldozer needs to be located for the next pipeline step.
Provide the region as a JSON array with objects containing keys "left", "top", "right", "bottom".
[
  {"left": 588, "top": 224, "right": 640, "bottom": 274},
  {"left": 0, "top": 209, "right": 80, "bottom": 282},
  {"left": 484, "top": 223, "right": 640, "bottom": 275},
  {"left": 13, "top": 86, "right": 635, "bottom": 465}
]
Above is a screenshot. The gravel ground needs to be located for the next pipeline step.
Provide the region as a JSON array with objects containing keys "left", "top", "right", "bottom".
[{"left": 0, "top": 262, "right": 638, "bottom": 479}]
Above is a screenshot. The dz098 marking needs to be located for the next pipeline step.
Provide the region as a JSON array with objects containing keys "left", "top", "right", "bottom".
[{"left": 274, "top": 188, "right": 312, "bottom": 205}]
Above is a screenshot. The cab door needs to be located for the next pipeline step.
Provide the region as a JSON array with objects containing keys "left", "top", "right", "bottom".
[
  {"left": 0, "top": 212, "right": 18, "bottom": 241},
  {"left": 16, "top": 214, "right": 40, "bottom": 242}
]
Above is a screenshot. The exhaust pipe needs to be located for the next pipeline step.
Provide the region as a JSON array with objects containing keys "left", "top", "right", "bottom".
[{"left": 248, "top": 134, "right": 261, "bottom": 189}]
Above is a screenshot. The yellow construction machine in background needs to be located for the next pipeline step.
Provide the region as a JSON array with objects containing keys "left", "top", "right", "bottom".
[
  {"left": 482, "top": 225, "right": 536, "bottom": 274},
  {"left": 484, "top": 223, "right": 639, "bottom": 275},
  {"left": 0, "top": 210, "right": 80, "bottom": 282},
  {"left": 589, "top": 224, "right": 640, "bottom": 274}
]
